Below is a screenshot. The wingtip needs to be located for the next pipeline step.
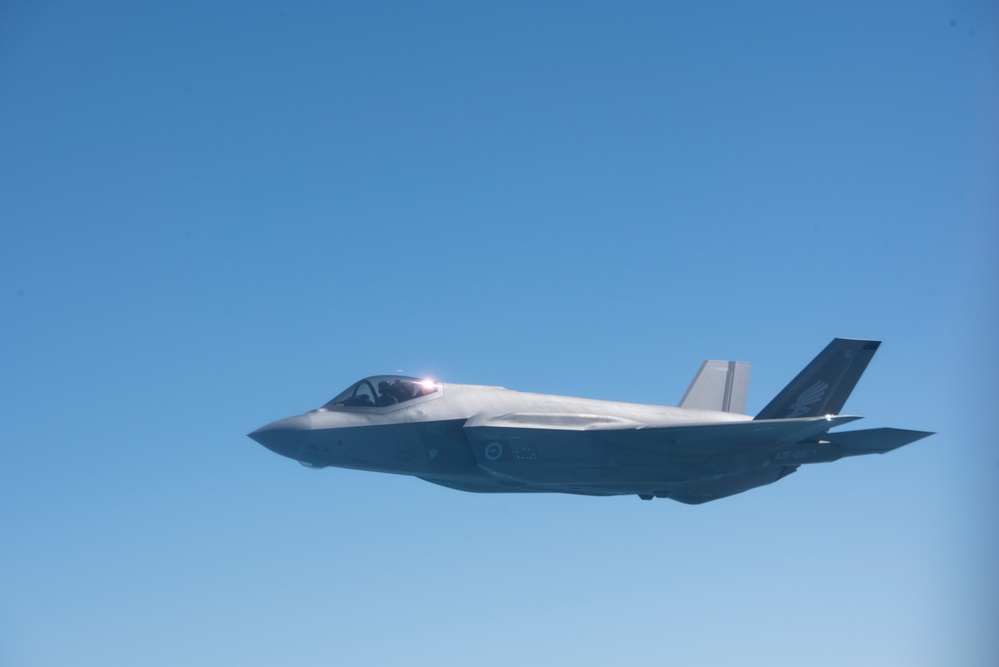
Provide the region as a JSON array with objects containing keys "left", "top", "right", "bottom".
[{"left": 832, "top": 337, "right": 881, "bottom": 349}]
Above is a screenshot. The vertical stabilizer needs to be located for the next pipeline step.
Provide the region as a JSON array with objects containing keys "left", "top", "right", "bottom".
[
  {"left": 754, "top": 339, "right": 880, "bottom": 420},
  {"left": 679, "top": 360, "right": 751, "bottom": 414}
]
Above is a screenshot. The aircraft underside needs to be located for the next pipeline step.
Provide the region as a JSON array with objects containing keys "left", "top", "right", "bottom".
[{"left": 419, "top": 464, "right": 802, "bottom": 504}]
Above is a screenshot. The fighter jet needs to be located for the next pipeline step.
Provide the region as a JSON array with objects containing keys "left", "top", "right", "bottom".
[{"left": 249, "top": 338, "right": 931, "bottom": 504}]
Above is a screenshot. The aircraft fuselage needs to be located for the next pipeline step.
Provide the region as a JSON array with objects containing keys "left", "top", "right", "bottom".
[{"left": 249, "top": 340, "right": 931, "bottom": 503}]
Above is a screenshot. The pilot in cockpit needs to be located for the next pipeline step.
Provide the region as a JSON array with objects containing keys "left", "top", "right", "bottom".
[
  {"left": 377, "top": 381, "right": 399, "bottom": 407},
  {"left": 390, "top": 379, "right": 413, "bottom": 403}
]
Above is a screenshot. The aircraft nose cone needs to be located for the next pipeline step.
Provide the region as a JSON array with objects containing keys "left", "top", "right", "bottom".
[{"left": 248, "top": 413, "right": 312, "bottom": 459}]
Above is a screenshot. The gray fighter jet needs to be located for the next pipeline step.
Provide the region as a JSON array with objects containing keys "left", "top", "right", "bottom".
[{"left": 249, "top": 339, "right": 931, "bottom": 504}]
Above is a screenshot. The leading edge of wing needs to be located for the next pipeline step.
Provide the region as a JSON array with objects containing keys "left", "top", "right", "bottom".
[{"left": 464, "top": 414, "right": 863, "bottom": 447}]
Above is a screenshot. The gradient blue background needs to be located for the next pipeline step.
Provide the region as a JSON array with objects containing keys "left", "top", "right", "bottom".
[{"left": 2, "top": 2, "right": 996, "bottom": 665}]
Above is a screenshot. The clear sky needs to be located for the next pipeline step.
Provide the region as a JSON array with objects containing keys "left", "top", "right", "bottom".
[{"left": 2, "top": 2, "right": 996, "bottom": 665}]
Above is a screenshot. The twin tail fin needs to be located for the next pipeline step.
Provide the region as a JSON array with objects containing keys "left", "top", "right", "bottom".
[
  {"left": 679, "top": 360, "right": 751, "bottom": 414},
  {"left": 754, "top": 338, "right": 880, "bottom": 420}
]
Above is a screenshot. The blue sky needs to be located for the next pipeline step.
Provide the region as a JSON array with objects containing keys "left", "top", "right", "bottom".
[{"left": 2, "top": 2, "right": 996, "bottom": 665}]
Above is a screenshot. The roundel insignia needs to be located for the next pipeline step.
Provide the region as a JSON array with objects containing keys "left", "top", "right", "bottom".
[{"left": 484, "top": 442, "right": 503, "bottom": 461}]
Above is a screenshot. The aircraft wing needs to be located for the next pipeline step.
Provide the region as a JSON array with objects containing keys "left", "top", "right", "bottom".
[
  {"left": 465, "top": 414, "right": 861, "bottom": 448},
  {"left": 461, "top": 415, "right": 931, "bottom": 501},
  {"left": 462, "top": 414, "right": 863, "bottom": 472}
]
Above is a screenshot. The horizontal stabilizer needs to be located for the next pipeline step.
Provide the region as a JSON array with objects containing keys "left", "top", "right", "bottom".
[
  {"left": 826, "top": 427, "right": 933, "bottom": 455},
  {"left": 755, "top": 338, "right": 880, "bottom": 420},
  {"left": 679, "top": 361, "right": 751, "bottom": 414}
]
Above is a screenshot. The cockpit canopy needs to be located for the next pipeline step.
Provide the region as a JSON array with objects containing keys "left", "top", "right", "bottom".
[{"left": 322, "top": 375, "right": 440, "bottom": 409}]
